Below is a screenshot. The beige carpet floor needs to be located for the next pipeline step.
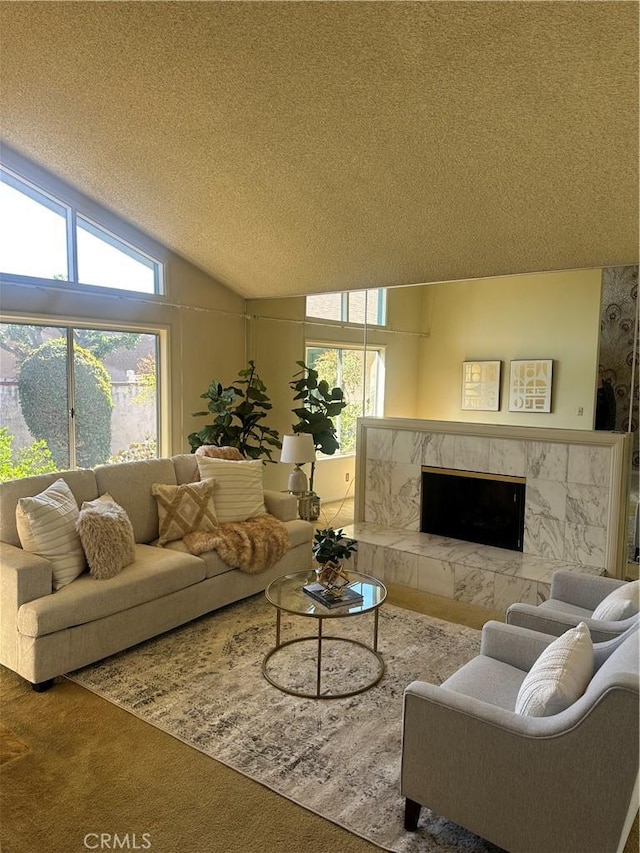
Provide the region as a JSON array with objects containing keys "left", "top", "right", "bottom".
[{"left": 1, "top": 585, "right": 637, "bottom": 853}]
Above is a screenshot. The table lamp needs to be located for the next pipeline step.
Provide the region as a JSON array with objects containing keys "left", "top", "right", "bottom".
[{"left": 280, "top": 433, "right": 316, "bottom": 494}]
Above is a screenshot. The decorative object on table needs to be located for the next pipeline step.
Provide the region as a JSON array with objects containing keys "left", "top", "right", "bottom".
[
  {"left": 279, "top": 433, "right": 316, "bottom": 494},
  {"left": 508, "top": 359, "right": 553, "bottom": 413},
  {"left": 289, "top": 360, "right": 347, "bottom": 520},
  {"left": 302, "top": 582, "right": 363, "bottom": 609},
  {"left": 312, "top": 526, "right": 357, "bottom": 594},
  {"left": 188, "top": 360, "right": 281, "bottom": 462},
  {"left": 461, "top": 360, "right": 501, "bottom": 411}
]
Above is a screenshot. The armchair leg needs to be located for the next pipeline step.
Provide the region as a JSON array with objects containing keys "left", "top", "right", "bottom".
[
  {"left": 404, "top": 798, "right": 422, "bottom": 831},
  {"left": 32, "top": 679, "right": 54, "bottom": 692}
]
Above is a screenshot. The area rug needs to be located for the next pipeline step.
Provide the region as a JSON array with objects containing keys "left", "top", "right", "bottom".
[{"left": 68, "top": 594, "right": 501, "bottom": 853}]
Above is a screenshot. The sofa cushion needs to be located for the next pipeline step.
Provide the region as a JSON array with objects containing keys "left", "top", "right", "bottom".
[
  {"left": 172, "top": 453, "right": 199, "bottom": 486},
  {"left": 152, "top": 479, "right": 218, "bottom": 546},
  {"left": 77, "top": 494, "right": 136, "bottom": 580},
  {"left": 592, "top": 580, "right": 640, "bottom": 621},
  {"left": 515, "top": 622, "right": 594, "bottom": 717},
  {"left": 16, "top": 478, "right": 86, "bottom": 591},
  {"left": 0, "top": 469, "right": 98, "bottom": 548},
  {"left": 94, "top": 458, "right": 177, "bottom": 543},
  {"left": 17, "top": 545, "right": 206, "bottom": 638},
  {"left": 196, "top": 457, "right": 266, "bottom": 523},
  {"left": 164, "top": 538, "right": 231, "bottom": 579}
]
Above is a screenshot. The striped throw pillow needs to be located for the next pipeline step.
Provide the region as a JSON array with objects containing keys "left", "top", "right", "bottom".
[
  {"left": 195, "top": 457, "right": 265, "bottom": 523},
  {"left": 16, "top": 478, "right": 86, "bottom": 590},
  {"left": 515, "top": 621, "right": 593, "bottom": 717}
]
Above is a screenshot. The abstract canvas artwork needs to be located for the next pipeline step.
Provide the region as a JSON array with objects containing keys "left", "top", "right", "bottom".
[
  {"left": 509, "top": 359, "right": 553, "bottom": 412},
  {"left": 461, "top": 361, "right": 501, "bottom": 411}
]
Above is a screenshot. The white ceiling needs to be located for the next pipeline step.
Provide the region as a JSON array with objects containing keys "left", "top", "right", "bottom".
[{"left": 0, "top": 1, "right": 638, "bottom": 299}]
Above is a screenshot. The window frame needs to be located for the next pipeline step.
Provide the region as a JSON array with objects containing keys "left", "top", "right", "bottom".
[
  {"left": 0, "top": 160, "right": 165, "bottom": 296},
  {"left": 305, "top": 341, "right": 385, "bottom": 457},
  {"left": 305, "top": 288, "right": 387, "bottom": 327}
]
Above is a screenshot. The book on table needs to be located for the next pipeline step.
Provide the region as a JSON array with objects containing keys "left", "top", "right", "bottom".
[{"left": 303, "top": 582, "right": 364, "bottom": 609}]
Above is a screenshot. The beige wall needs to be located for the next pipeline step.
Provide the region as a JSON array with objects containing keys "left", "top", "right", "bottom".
[{"left": 415, "top": 269, "right": 602, "bottom": 428}]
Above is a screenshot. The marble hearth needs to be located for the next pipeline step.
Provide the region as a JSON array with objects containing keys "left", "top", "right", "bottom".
[{"left": 347, "top": 418, "right": 632, "bottom": 612}]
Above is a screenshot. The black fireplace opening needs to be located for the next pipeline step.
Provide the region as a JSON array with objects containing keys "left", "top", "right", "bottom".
[{"left": 420, "top": 467, "right": 526, "bottom": 551}]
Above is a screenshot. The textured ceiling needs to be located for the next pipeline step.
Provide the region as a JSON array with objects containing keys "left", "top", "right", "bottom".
[{"left": 0, "top": 1, "right": 638, "bottom": 299}]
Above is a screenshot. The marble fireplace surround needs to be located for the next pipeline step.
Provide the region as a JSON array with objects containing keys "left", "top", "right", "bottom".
[{"left": 348, "top": 418, "right": 632, "bottom": 611}]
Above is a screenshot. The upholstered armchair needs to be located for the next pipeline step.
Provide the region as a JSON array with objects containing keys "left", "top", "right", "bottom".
[
  {"left": 401, "top": 621, "right": 639, "bottom": 853},
  {"left": 507, "top": 571, "right": 639, "bottom": 643}
]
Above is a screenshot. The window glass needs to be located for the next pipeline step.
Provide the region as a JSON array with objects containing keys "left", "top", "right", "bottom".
[
  {"left": 306, "top": 288, "right": 386, "bottom": 326},
  {"left": 77, "top": 218, "right": 157, "bottom": 293},
  {"left": 0, "top": 170, "right": 69, "bottom": 280},
  {"left": 0, "top": 163, "right": 163, "bottom": 294},
  {"left": 0, "top": 322, "right": 159, "bottom": 480},
  {"left": 306, "top": 345, "right": 383, "bottom": 454}
]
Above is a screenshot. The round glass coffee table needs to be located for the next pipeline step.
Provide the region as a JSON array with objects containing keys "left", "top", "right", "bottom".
[{"left": 262, "top": 570, "right": 387, "bottom": 699}]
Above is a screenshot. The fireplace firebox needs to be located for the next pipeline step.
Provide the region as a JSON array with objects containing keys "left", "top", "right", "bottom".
[{"left": 420, "top": 467, "right": 526, "bottom": 551}]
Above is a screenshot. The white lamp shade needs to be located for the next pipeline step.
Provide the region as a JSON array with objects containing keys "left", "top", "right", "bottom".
[{"left": 280, "top": 433, "right": 316, "bottom": 464}]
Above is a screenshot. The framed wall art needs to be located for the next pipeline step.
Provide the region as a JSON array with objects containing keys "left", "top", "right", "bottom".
[
  {"left": 461, "top": 360, "right": 501, "bottom": 411},
  {"left": 509, "top": 359, "right": 553, "bottom": 413}
]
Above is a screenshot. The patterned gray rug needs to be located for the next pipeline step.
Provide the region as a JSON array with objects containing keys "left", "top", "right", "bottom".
[{"left": 68, "top": 594, "right": 500, "bottom": 853}]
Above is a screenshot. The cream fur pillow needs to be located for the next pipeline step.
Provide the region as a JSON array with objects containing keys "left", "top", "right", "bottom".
[
  {"left": 77, "top": 494, "right": 136, "bottom": 580},
  {"left": 16, "top": 478, "right": 86, "bottom": 590},
  {"left": 195, "top": 457, "right": 265, "bottom": 523}
]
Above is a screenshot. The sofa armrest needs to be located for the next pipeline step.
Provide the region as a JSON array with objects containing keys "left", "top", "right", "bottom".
[
  {"left": 479, "top": 620, "right": 557, "bottom": 670},
  {"left": 0, "top": 541, "right": 52, "bottom": 671},
  {"left": 263, "top": 490, "right": 297, "bottom": 522},
  {"left": 550, "top": 571, "right": 626, "bottom": 610},
  {"left": 506, "top": 602, "right": 636, "bottom": 643}
]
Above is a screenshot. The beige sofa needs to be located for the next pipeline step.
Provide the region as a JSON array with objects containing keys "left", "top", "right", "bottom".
[{"left": 0, "top": 454, "right": 313, "bottom": 690}]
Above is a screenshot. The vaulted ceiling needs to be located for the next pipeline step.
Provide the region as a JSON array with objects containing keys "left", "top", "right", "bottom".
[{"left": 0, "top": 1, "right": 637, "bottom": 299}]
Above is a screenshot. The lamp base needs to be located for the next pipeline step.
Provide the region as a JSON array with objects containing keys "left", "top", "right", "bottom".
[{"left": 287, "top": 465, "right": 308, "bottom": 495}]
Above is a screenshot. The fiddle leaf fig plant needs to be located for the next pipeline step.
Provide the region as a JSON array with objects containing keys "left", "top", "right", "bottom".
[
  {"left": 289, "top": 360, "right": 347, "bottom": 492},
  {"left": 188, "top": 360, "right": 281, "bottom": 462}
]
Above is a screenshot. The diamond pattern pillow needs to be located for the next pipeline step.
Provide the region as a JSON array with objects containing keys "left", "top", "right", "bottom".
[
  {"left": 515, "top": 621, "right": 594, "bottom": 717},
  {"left": 195, "top": 457, "right": 265, "bottom": 523},
  {"left": 152, "top": 479, "right": 218, "bottom": 546},
  {"left": 16, "top": 478, "right": 86, "bottom": 590}
]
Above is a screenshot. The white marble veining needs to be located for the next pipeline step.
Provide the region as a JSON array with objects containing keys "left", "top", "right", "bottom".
[
  {"left": 366, "top": 428, "right": 393, "bottom": 461},
  {"left": 488, "top": 438, "right": 527, "bottom": 476},
  {"left": 566, "top": 483, "right": 609, "bottom": 527},
  {"left": 564, "top": 523, "right": 607, "bottom": 568},
  {"left": 567, "top": 444, "right": 611, "bottom": 486},
  {"left": 526, "top": 442, "right": 569, "bottom": 482},
  {"left": 526, "top": 479, "right": 567, "bottom": 521},
  {"left": 453, "top": 435, "right": 491, "bottom": 472},
  {"left": 390, "top": 430, "right": 423, "bottom": 464},
  {"left": 346, "top": 521, "right": 603, "bottom": 612},
  {"left": 523, "top": 515, "right": 565, "bottom": 560},
  {"left": 422, "top": 433, "right": 456, "bottom": 468}
]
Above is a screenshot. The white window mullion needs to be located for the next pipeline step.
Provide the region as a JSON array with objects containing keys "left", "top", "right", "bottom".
[{"left": 66, "top": 329, "right": 77, "bottom": 469}]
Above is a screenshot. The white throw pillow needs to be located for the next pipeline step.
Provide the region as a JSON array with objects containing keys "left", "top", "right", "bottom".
[
  {"left": 591, "top": 580, "right": 640, "bottom": 621},
  {"left": 515, "top": 622, "right": 594, "bottom": 717},
  {"left": 195, "top": 457, "right": 266, "bottom": 523},
  {"left": 16, "top": 478, "right": 86, "bottom": 590}
]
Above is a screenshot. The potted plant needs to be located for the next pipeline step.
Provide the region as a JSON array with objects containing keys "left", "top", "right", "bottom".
[
  {"left": 188, "top": 361, "right": 281, "bottom": 462},
  {"left": 289, "top": 361, "right": 347, "bottom": 519},
  {"left": 312, "top": 526, "right": 357, "bottom": 589}
]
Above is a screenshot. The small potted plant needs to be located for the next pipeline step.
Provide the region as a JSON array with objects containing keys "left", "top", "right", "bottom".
[{"left": 312, "top": 527, "right": 357, "bottom": 591}]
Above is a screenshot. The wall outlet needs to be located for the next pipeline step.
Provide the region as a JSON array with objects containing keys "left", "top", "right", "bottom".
[
  {"left": 577, "top": 406, "right": 584, "bottom": 416},
  {"left": 345, "top": 472, "right": 350, "bottom": 482}
]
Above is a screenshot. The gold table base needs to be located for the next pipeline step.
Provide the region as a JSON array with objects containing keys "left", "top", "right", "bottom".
[{"left": 262, "top": 610, "right": 385, "bottom": 699}]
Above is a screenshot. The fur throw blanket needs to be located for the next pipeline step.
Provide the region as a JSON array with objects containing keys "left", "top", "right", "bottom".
[{"left": 183, "top": 514, "right": 290, "bottom": 574}]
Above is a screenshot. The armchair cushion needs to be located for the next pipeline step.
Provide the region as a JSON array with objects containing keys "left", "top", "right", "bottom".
[
  {"left": 592, "top": 579, "right": 639, "bottom": 621},
  {"left": 514, "top": 622, "right": 593, "bottom": 717}
]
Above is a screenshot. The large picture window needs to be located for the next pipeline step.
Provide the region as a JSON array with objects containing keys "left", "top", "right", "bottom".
[
  {"left": 305, "top": 344, "right": 383, "bottom": 454},
  {"left": 0, "top": 165, "right": 163, "bottom": 294},
  {"left": 0, "top": 322, "right": 159, "bottom": 480}
]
